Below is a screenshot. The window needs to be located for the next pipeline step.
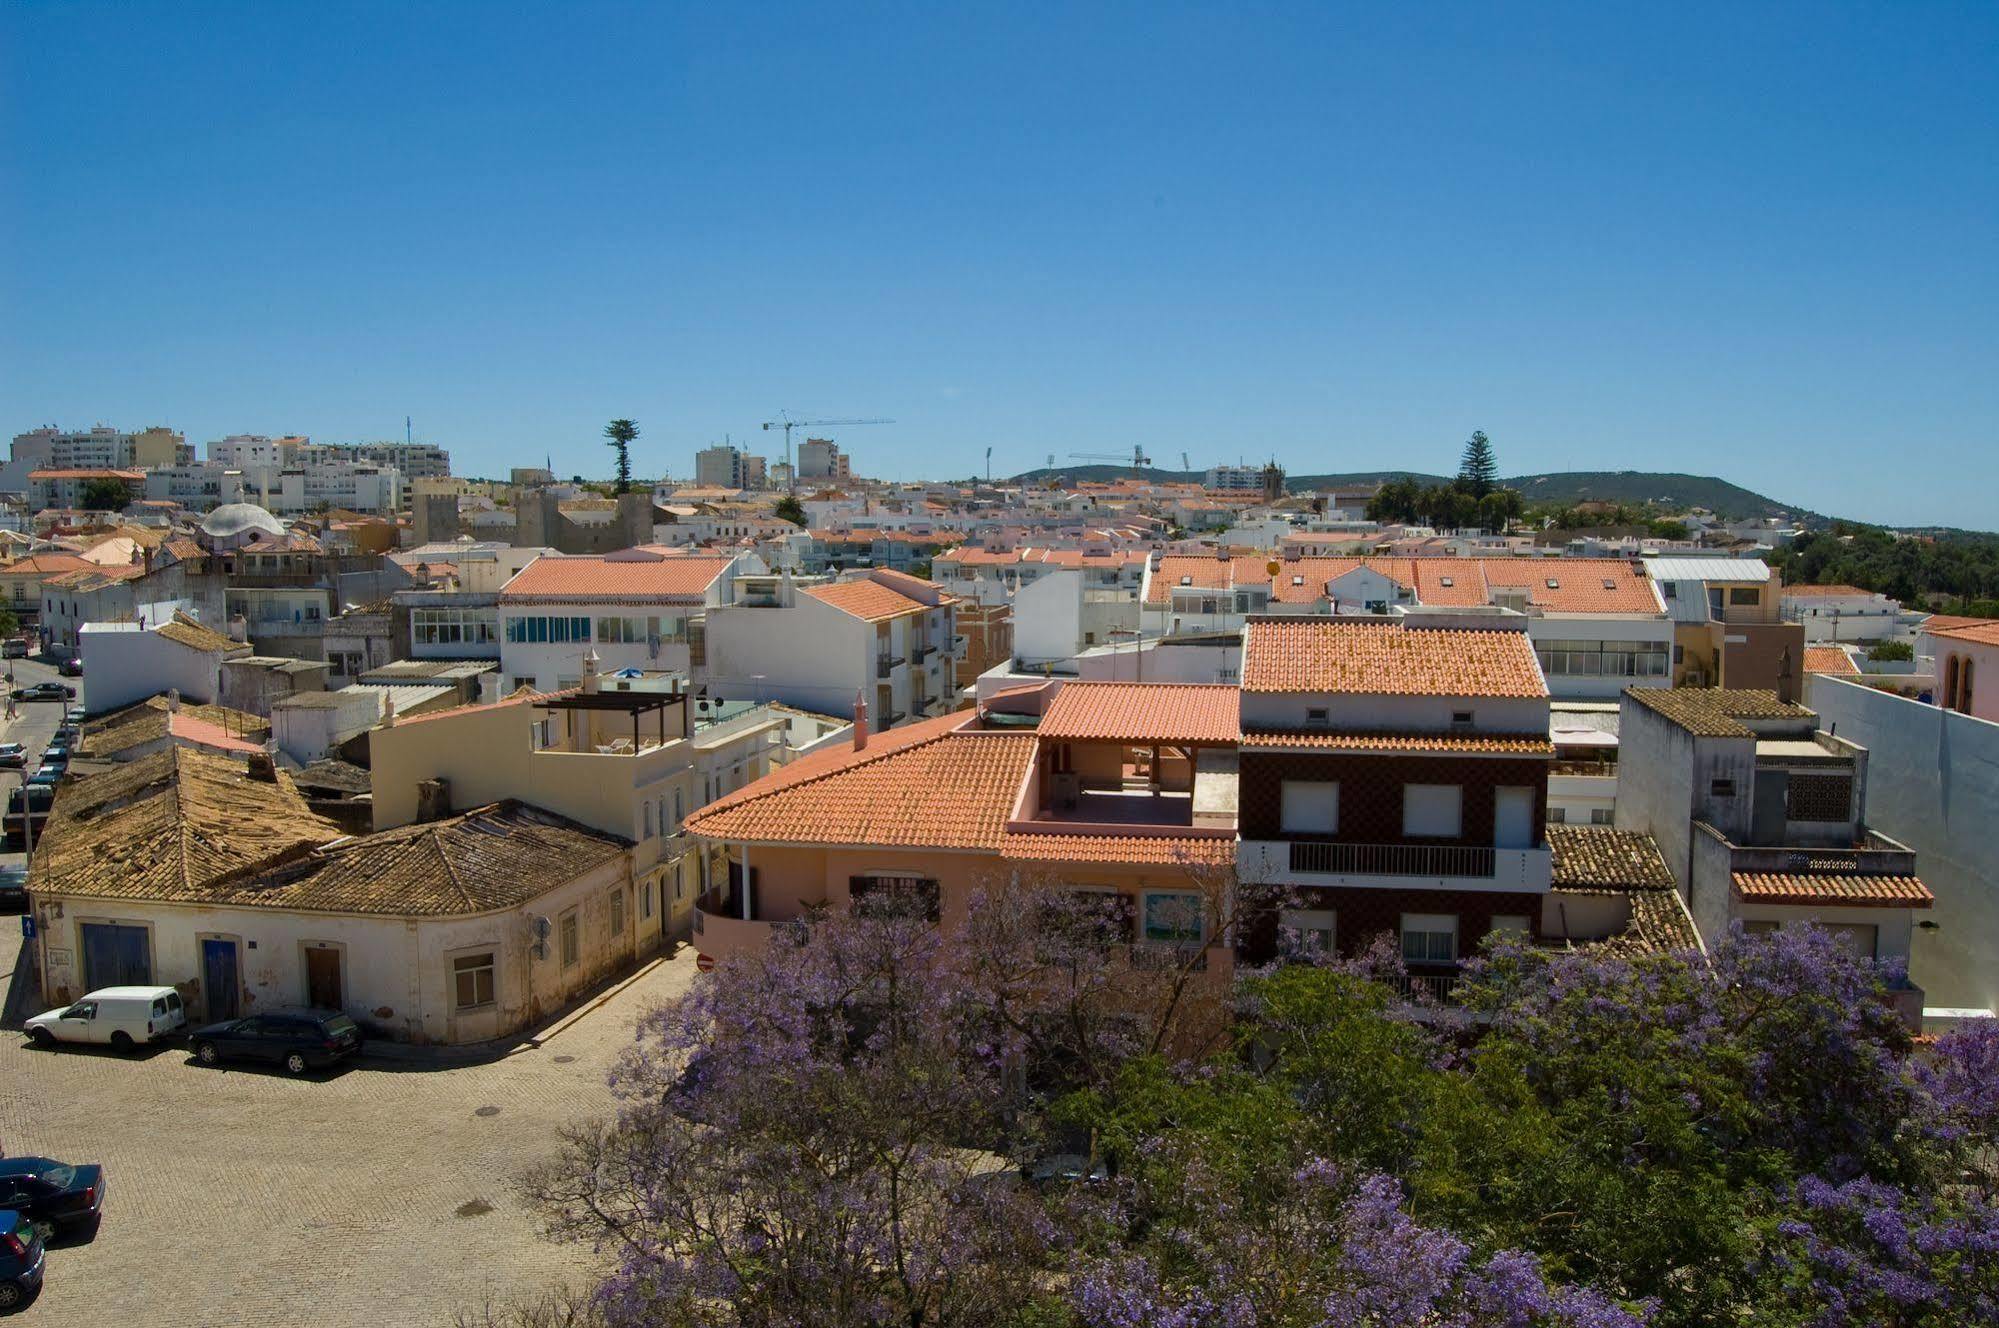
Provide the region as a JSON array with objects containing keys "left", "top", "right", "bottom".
[
  {"left": 1280, "top": 908, "right": 1336, "bottom": 956},
  {"left": 1729, "top": 587, "right": 1761, "bottom": 605},
  {"left": 1547, "top": 806, "right": 1567, "bottom": 823},
  {"left": 1402, "top": 784, "right": 1463, "bottom": 838},
  {"left": 1662, "top": 581, "right": 1678, "bottom": 599},
  {"left": 610, "top": 888, "right": 626, "bottom": 935},
  {"left": 1534, "top": 638, "right": 1669, "bottom": 678},
  {"left": 1488, "top": 914, "right": 1532, "bottom": 941},
  {"left": 641, "top": 878, "right": 654, "bottom": 920},
  {"left": 850, "top": 873, "right": 942, "bottom": 921},
  {"left": 559, "top": 911, "right": 580, "bottom": 968},
  {"left": 643, "top": 801, "right": 655, "bottom": 838},
  {"left": 453, "top": 953, "right": 496, "bottom": 1010},
  {"left": 1142, "top": 890, "right": 1205, "bottom": 945},
  {"left": 1451, "top": 710, "right": 1474, "bottom": 725},
  {"left": 1710, "top": 778, "right": 1736, "bottom": 799},
  {"left": 1305, "top": 707, "right": 1329, "bottom": 728},
  {"left": 672, "top": 789, "right": 683, "bottom": 829},
  {"left": 1589, "top": 807, "right": 1614, "bottom": 825},
  {"left": 1280, "top": 781, "right": 1340, "bottom": 835},
  {"left": 1400, "top": 913, "right": 1459, "bottom": 965}
]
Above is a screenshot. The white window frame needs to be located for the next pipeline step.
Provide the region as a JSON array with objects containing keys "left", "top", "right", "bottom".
[
  {"left": 1280, "top": 907, "right": 1336, "bottom": 956},
  {"left": 1279, "top": 780, "right": 1340, "bottom": 836},
  {"left": 451, "top": 951, "right": 497, "bottom": 1011},
  {"left": 1402, "top": 784, "right": 1463, "bottom": 838},
  {"left": 1400, "top": 912, "right": 1459, "bottom": 965}
]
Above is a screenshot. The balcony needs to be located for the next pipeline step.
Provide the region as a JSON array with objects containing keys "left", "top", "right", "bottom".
[
  {"left": 1239, "top": 840, "right": 1552, "bottom": 892},
  {"left": 875, "top": 653, "right": 904, "bottom": 678},
  {"left": 911, "top": 643, "right": 934, "bottom": 664},
  {"left": 691, "top": 907, "right": 782, "bottom": 964}
]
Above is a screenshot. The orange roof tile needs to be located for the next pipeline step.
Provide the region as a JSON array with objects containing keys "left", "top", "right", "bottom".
[
  {"left": 1803, "top": 646, "right": 1861, "bottom": 676},
  {"left": 1241, "top": 619, "right": 1548, "bottom": 698},
  {"left": 802, "top": 578, "right": 932, "bottom": 621},
  {"left": 1039, "top": 682, "right": 1240, "bottom": 745},
  {"left": 1480, "top": 560, "right": 1663, "bottom": 614},
  {"left": 500, "top": 552, "right": 733, "bottom": 604},
  {"left": 1783, "top": 584, "right": 1876, "bottom": 597},
  {"left": 1238, "top": 731, "right": 1553, "bottom": 755},
  {"left": 999, "top": 832, "right": 1236, "bottom": 867},
  {"left": 1926, "top": 619, "right": 1999, "bottom": 647},
  {"left": 1732, "top": 872, "right": 1934, "bottom": 908},
  {"left": 686, "top": 720, "right": 1036, "bottom": 850}
]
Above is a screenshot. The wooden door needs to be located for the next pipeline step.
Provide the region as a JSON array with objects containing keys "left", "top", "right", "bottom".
[{"left": 304, "top": 946, "right": 343, "bottom": 1011}]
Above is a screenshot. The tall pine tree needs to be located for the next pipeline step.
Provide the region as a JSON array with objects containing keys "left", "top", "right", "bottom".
[
  {"left": 603, "top": 418, "right": 639, "bottom": 495},
  {"left": 1458, "top": 430, "right": 1497, "bottom": 498}
]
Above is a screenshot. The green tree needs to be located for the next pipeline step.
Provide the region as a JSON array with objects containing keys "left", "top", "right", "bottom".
[
  {"left": 1478, "top": 488, "right": 1523, "bottom": 534},
  {"left": 773, "top": 494, "right": 808, "bottom": 526},
  {"left": 79, "top": 477, "right": 131, "bottom": 511},
  {"left": 602, "top": 419, "right": 639, "bottom": 495},
  {"left": 1458, "top": 429, "right": 1498, "bottom": 498}
]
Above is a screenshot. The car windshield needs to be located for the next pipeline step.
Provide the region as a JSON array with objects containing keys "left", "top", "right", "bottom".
[
  {"left": 323, "top": 1015, "right": 358, "bottom": 1035},
  {"left": 38, "top": 1165, "right": 75, "bottom": 1187}
]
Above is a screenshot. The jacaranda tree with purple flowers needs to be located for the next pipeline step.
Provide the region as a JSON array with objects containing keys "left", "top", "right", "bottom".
[{"left": 510, "top": 890, "right": 1996, "bottom": 1328}]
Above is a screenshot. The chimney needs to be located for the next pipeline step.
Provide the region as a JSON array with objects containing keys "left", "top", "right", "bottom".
[
  {"left": 852, "top": 688, "right": 869, "bottom": 752},
  {"left": 416, "top": 777, "right": 452, "bottom": 824},
  {"left": 581, "top": 647, "right": 601, "bottom": 695},
  {"left": 247, "top": 739, "right": 279, "bottom": 783},
  {"left": 1776, "top": 643, "right": 1797, "bottom": 705}
]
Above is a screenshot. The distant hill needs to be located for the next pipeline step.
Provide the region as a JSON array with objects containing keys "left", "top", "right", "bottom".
[{"left": 1007, "top": 465, "right": 1808, "bottom": 522}]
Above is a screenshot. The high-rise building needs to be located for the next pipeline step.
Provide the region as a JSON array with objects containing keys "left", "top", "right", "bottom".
[
  {"left": 695, "top": 445, "right": 759, "bottom": 490},
  {"left": 797, "top": 438, "right": 851, "bottom": 482},
  {"left": 12, "top": 424, "right": 187, "bottom": 470}
]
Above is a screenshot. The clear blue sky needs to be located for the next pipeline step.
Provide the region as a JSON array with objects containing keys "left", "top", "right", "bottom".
[{"left": 4, "top": 3, "right": 1994, "bottom": 526}]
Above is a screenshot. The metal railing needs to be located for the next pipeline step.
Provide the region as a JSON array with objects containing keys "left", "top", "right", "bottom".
[
  {"left": 875, "top": 654, "right": 904, "bottom": 678},
  {"left": 1287, "top": 841, "right": 1497, "bottom": 878},
  {"left": 1397, "top": 972, "right": 1460, "bottom": 1003}
]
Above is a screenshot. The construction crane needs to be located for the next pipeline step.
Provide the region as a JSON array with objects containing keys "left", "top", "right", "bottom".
[
  {"left": 761, "top": 413, "right": 894, "bottom": 491},
  {"left": 1068, "top": 445, "right": 1152, "bottom": 477},
  {"left": 1180, "top": 451, "right": 1192, "bottom": 472}
]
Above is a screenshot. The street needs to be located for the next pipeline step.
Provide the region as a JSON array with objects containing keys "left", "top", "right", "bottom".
[
  {"left": 0, "top": 919, "right": 697, "bottom": 1325},
  {"left": 0, "top": 655, "right": 75, "bottom": 902}
]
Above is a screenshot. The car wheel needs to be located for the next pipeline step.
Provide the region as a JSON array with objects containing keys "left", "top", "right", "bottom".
[
  {"left": 284, "top": 1051, "right": 309, "bottom": 1075},
  {"left": 0, "top": 1278, "right": 22, "bottom": 1309},
  {"left": 28, "top": 1026, "right": 54, "bottom": 1048},
  {"left": 110, "top": 1030, "right": 135, "bottom": 1053},
  {"left": 195, "top": 1040, "right": 220, "bottom": 1066}
]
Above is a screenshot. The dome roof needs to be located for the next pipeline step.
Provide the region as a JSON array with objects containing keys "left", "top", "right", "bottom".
[{"left": 200, "top": 503, "right": 288, "bottom": 539}]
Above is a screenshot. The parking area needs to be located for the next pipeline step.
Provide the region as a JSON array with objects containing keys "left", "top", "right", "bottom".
[{"left": 0, "top": 923, "right": 697, "bottom": 1326}]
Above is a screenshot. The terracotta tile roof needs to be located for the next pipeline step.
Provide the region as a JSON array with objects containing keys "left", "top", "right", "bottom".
[
  {"left": 1548, "top": 825, "right": 1677, "bottom": 892},
  {"left": 1733, "top": 872, "right": 1934, "bottom": 908},
  {"left": 1239, "top": 731, "right": 1553, "bottom": 755},
  {"left": 1039, "top": 682, "right": 1240, "bottom": 744},
  {"left": 1481, "top": 560, "right": 1663, "bottom": 614},
  {"left": 218, "top": 801, "right": 628, "bottom": 916},
  {"left": 1624, "top": 688, "right": 1812, "bottom": 738},
  {"left": 0, "top": 552, "right": 96, "bottom": 578},
  {"left": 1803, "top": 646, "right": 1861, "bottom": 676},
  {"left": 43, "top": 563, "right": 149, "bottom": 590},
  {"left": 1783, "top": 584, "right": 1876, "bottom": 597},
  {"left": 1925, "top": 619, "right": 1999, "bottom": 647},
  {"left": 29, "top": 468, "right": 144, "bottom": 480},
  {"left": 500, "top": 551, "right": 733, "bottom": 604},
  {"left": 1240, "top": 618, "right": 1548, "bottom": 698},
  {"left": 79, "top": 697, "right": 271, "bottom": 761},
  {"left": 156, "top": 612, "right": 246, "bottom": 655},
  {"left": 1144, "top": 554, "right": 1271, "bottom": 604},
  {"left": 998, "top": 832, "right": 1237, "bottom": 867},
  {"left": 686, "top": 714, "right": 1035, "bottom": 850},
  {"left": 802, "top": 578, "right": 932, "bottom": 622},
  {"left": 29, "top": 747, "right": 346, "bottom": 903}
]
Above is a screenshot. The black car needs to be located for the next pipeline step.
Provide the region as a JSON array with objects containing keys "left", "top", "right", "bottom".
[
  {"left": 189, "top": 1009, "right": 362, "bottom": 1075},
  {"left": 0, "top": 1157, "right": 106, "bottom": 1234},
  {"left": 56, "top": 658, "right": 82, "bottom": 677},
  {"left": 0, "top": 865, "right": 24, "bottom": 912},
  {"left": 11, "top": 682, "right": 73, "bottom": 702}
]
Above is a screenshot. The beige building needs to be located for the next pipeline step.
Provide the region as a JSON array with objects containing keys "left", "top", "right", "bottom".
[
  {"left": 368, "top": 656, "right": 794, "bottom": 942},
  {"left": 26, "top": 746, "right": 639, "bottom": 1045}
]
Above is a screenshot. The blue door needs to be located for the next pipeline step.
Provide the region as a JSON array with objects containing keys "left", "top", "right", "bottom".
[
  {"left": 201, "top": 939, "right": 240, "bottom": 1020},
  {"left": 80, "top": 923, "right": 151, "bottom": 989}
]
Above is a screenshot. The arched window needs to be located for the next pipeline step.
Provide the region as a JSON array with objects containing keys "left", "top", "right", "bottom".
[
  {"left": 1962, "top": 658, "right": 1976, "bottom": 715},
  {"left": 1945, "top": 655, "right": 1960, "bottom": 710}
]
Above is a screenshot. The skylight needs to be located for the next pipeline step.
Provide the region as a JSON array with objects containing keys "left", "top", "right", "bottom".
[{"left": 1545, "top": 578, "right": 1560, "bottom": 589}]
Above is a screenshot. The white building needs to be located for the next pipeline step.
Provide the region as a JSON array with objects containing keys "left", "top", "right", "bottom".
[
  {"left": 496, "top": 548, "right": 750, "bottom": 692},
  {"left": 702, "top": 567, "right": 959, "bottom": 727},
  {"left": 77, "top": 614, "right": 252, "bottom": 715},
  {"left": 143, "top": 463, "right": 249, "bottom": 510},
  {"left": 1782, "top": 584, "right": 1901, "bottom": 643}
]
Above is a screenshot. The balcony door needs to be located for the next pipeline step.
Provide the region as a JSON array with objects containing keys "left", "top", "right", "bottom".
[{"left": 1494, "top": 787, "right": 1536, "bottom": 849}]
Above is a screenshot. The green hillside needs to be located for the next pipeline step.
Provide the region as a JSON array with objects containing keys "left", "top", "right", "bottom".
[{"left": 1009, "top": 465, "right": 1806, "bottom": 521}]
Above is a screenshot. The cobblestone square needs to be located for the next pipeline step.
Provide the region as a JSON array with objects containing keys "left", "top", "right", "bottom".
[{"left": 0, "top": 925, "right": 693, "bottom": 1327}]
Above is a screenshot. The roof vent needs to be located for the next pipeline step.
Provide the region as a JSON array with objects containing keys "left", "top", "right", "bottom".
[
  {"left": 1440, "top": 576, "right": 1454, "bottom": 587},
  {"left": 1545, "top": 578, "right": 1560, "bottom": 589},
  {"left": 1601, "top": 578, "right": 1615, "bottom": 590}
]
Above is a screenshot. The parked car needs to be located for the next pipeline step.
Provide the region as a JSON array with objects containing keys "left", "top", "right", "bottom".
[
  {"left": 0, "top": 1158, "right": 106, "bottom": 1234},
  {"left": 11, "top": 682, "right": 72, "bottom": 702},
  {"left": 0, "top": 865, "right": 23, "bottom": 912},
  {"left": 189, "top": 1009, "right": 363, "bottom": 1075},
  {"left": 0, "top": 743, "right": 23, "bottom": 769},
  {"left": 0, "top": 638, "right": 26, "bottom": 659},
  {"left": 24, "top": 987, "right": 188, "bottom": 1052},
  {"left": 26, "top": 768, "right": 61, "bottom": 789},
  {"left": 3, "top": 785, "right": 54, "bottom": 848},
  {"left": 64, "top": 706, "right": 86, "bottom": 724},
  {"left": 0, "top": 1209, "right": 45, "bottom": 1311},
  {"left": 56, "top": 657, "right": 82, "bottom": 677}
]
